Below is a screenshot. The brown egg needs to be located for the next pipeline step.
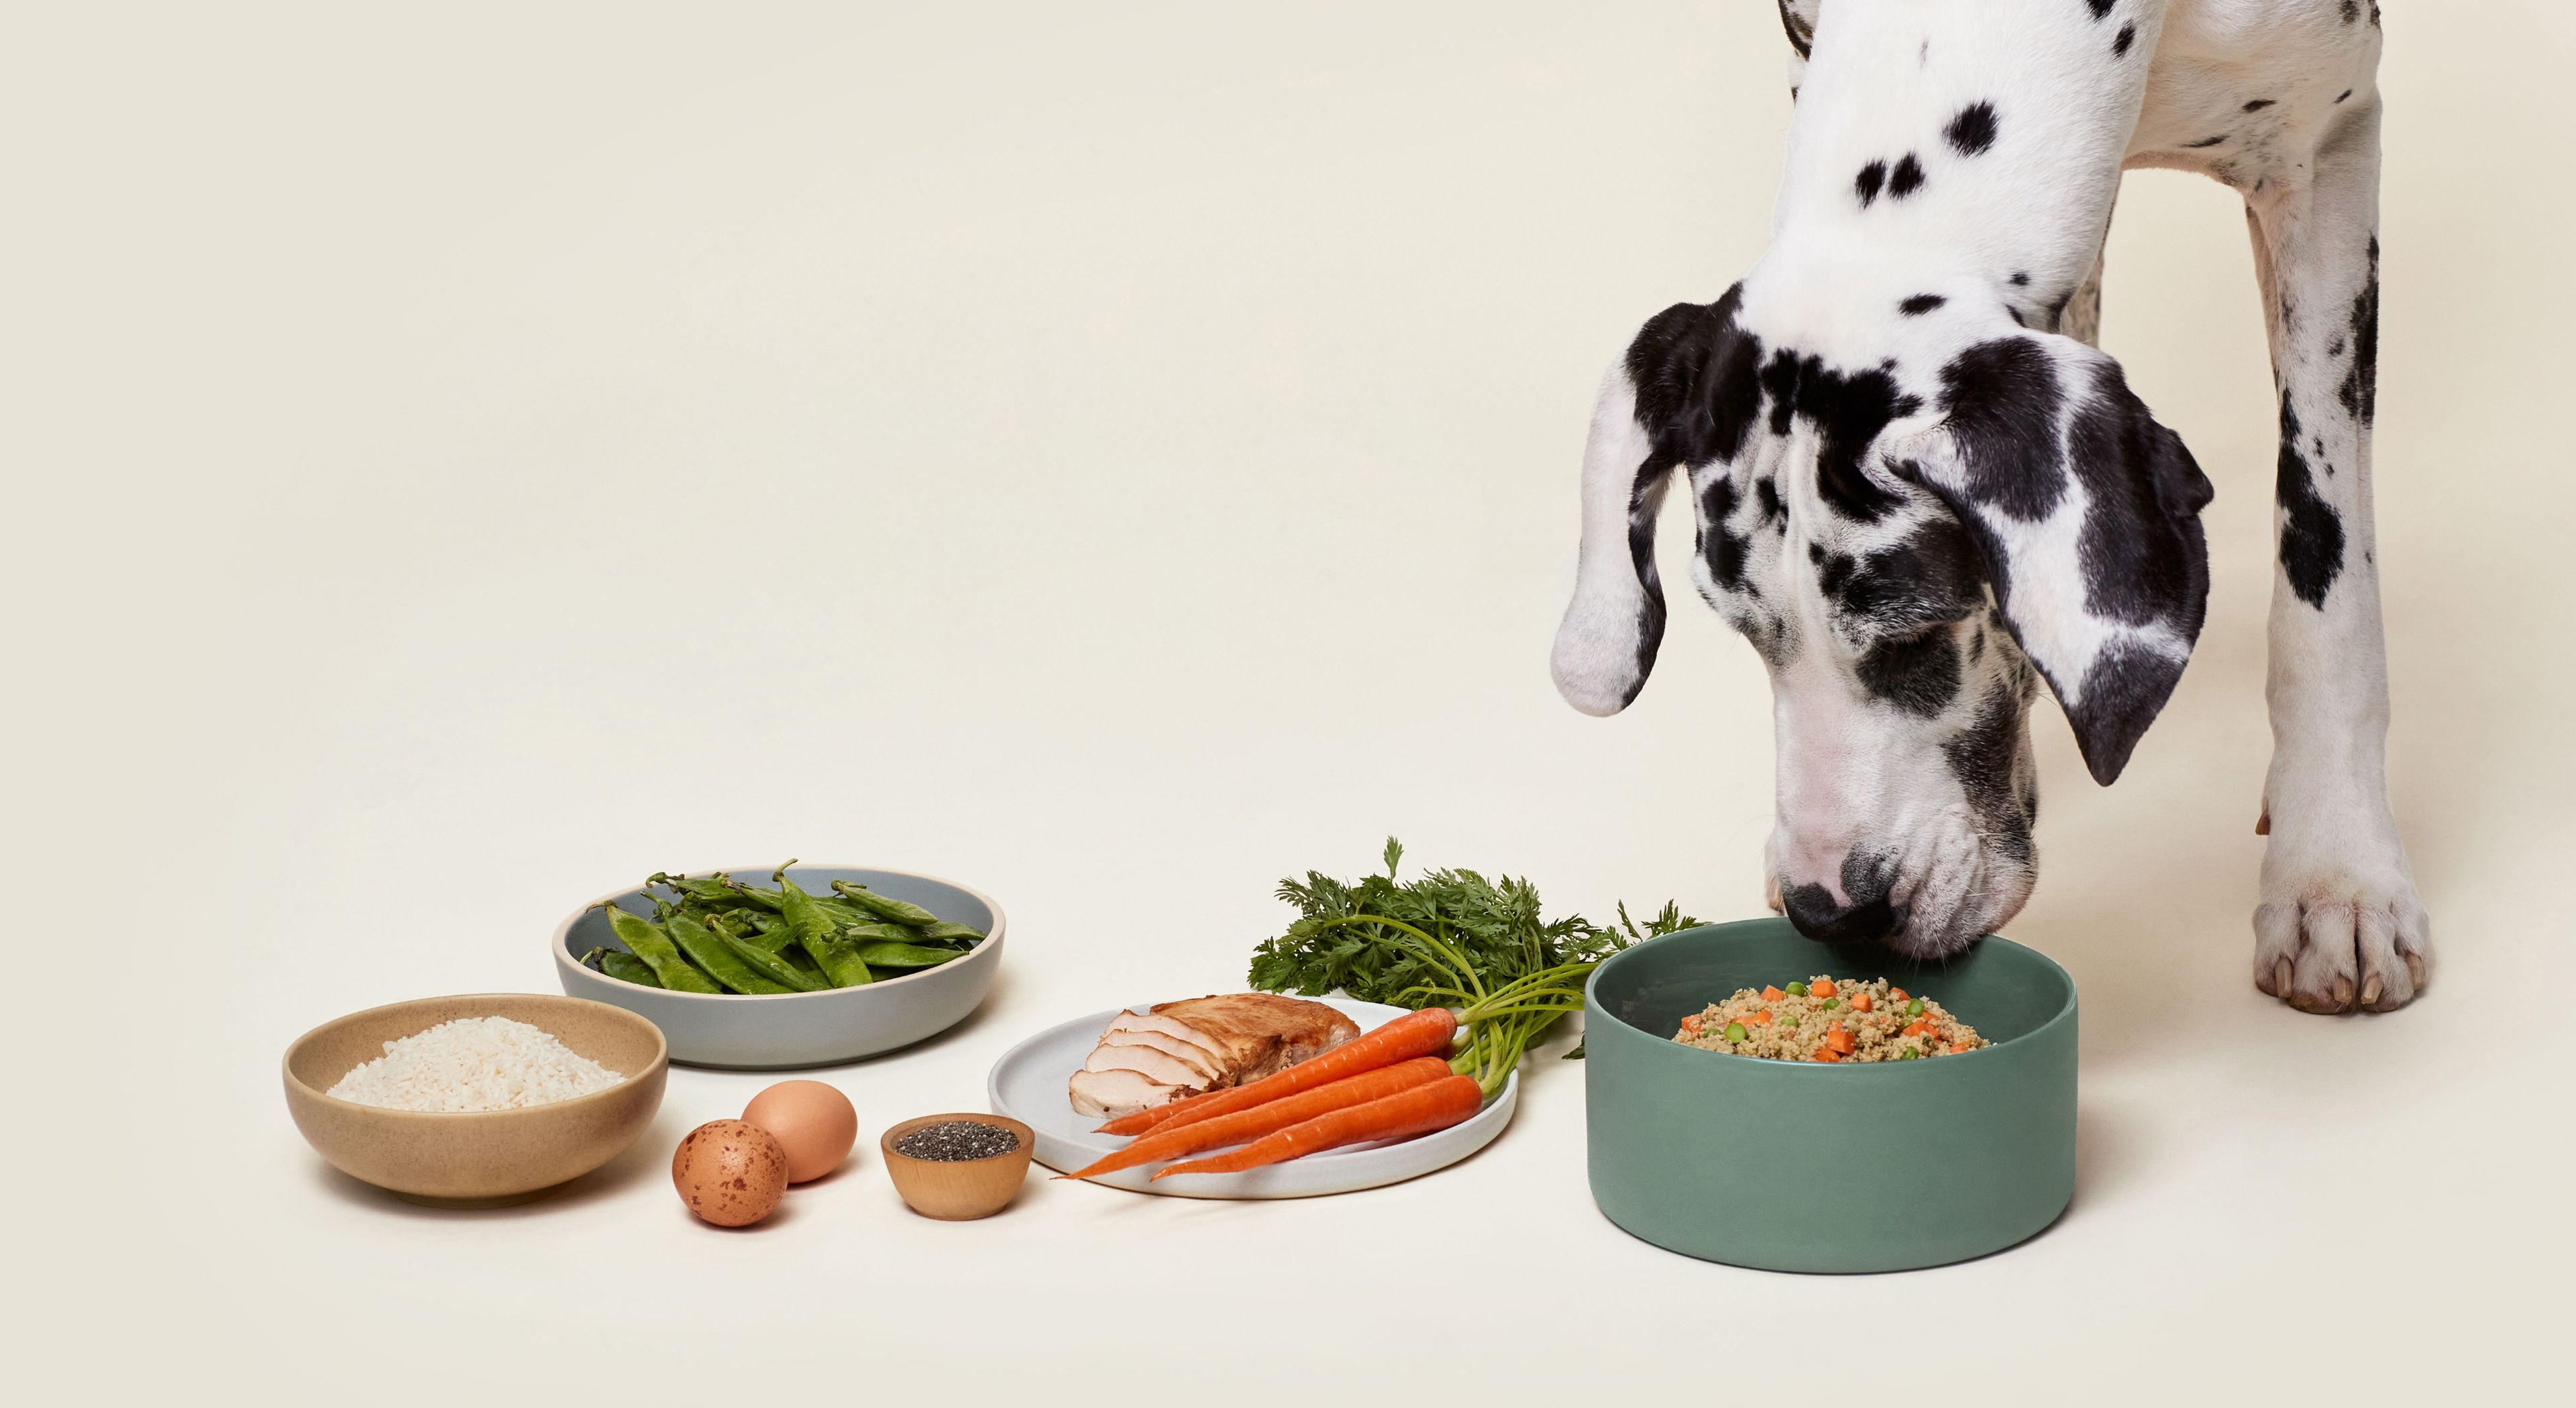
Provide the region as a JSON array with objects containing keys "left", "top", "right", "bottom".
[
  {"left": 743, "top": 1080, "right": 859, "bottom": 1183},
  {"left": 671, "top": 1120, "right": 789, "bottom": 1227}
]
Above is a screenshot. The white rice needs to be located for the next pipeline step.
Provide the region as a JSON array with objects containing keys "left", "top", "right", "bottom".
[{"left": 327, "top": 1016, "right": 625, "bottom": 1112}]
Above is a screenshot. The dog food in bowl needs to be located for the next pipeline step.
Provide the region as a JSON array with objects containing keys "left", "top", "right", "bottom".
[{"left": 1673, "top": 976, "right": 1987, "bottom": 1063}]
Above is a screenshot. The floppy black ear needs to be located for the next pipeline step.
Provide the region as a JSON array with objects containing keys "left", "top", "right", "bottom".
[{"left": 1896, "top": 334, "right": 2214, "bottom": 784}]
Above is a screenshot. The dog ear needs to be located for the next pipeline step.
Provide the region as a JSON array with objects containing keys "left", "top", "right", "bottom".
[
  {"left": 1552, "top": 288, "right": 1763, "bottom": 715},
  {"left": 1892, "top": 334, "right": 2214, "bottom": 784}
]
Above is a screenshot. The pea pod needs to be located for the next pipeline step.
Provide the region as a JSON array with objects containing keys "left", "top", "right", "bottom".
[
  {"left": 647, "top": 871, "right": 774, "bottom": 910},
  {"left": 729, "top": 910, "right": 800, "bottom": 953},
  {"left": 661, "top": 906, "right": 794, "bottom": 995},
  {"left": 851, "top": 940, "right": 962, "bottom": 969},
  {"left": 829, "top": 879, "right": 941, "bottom": 928},
  {"left": 583, "top": 946, "right": 664, "bottom": 989},
  {"left": 713, "top": 926, "right": 826, "bottom": 991},
  {"left": 837, "top": 921, "right": 916, "bottom": 944},
  {"left": 596, "top": 901, "right": 722, "bottom": 993},
  {"left": 777, "top": 868, "right": 873, "bottom": 987},
  {"left": 909, "top": 921, "right": 985, "bottom": 944}
]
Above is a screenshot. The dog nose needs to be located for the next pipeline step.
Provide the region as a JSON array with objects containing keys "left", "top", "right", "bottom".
[{"left": 1782, "top": 877, "right": 1906, "bottom": 945}]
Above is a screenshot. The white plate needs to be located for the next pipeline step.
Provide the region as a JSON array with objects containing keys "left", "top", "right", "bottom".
[{"left": 985, "top": 997, "right": 1516, "bottom": 1199}]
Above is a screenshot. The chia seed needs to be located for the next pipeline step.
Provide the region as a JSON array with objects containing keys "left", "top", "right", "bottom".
[{"left": 894, "top": 1120, "right": 1022, "bottom": 1162}]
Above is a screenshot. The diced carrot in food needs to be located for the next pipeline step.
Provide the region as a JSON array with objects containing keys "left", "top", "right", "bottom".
[
  {"left": 1888, "top": 987, "right": 1908, "bottom": 1002},
  {"left": 1851, "top": 992, "right": 1873, "bottom": 1013},
  {"left": 1812, "top": 1048, "right": 1841, "bottom": 1063},
  {"left": 1811, "top": 979, "right": 1837, "bottom": 999},
  {"left": 1680, "top": 1014, "right": 1703, "bottom": 1034},
  {"left": 1749, "top": 1009, "right": 1772, "bottom": 1026},
  {"left": 1949, "top": 1042, "right": 1972, "bottom": 1054},
  {"left": 1762, "top": 985, "right": 1785, "bottom": 1002},
  {"left": 1902, "top": 1020, "right": 1931, "bottom": 1037}
]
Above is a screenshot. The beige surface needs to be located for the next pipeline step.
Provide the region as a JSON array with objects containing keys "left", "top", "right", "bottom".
[{"left": 7, "top": 2, "right": 2567, "bottom": 1402}]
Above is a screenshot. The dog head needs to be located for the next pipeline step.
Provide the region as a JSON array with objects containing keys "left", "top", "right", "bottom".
[{"left": 1551, "top": 277, "right": 2212, "bottom": 956}]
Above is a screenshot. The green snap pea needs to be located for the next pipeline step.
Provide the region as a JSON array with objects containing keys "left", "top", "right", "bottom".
[
  {"left": 661, "top": 907, "right": 794, "bottom": 995},
  {"left": 1905, "top": 997, "right": 1925, "bottom": 1017},
  {"left": 1723, "top": 1022, "right": 1749, "bottom": 1044},
  {"left": 713, "top": 926, "right": 826, "bottom": 991},
  {"left": 596, "top": 902, "right": 721, "bottom": 993},
  {"left": 1785, "top": 981, "right": 1809, "bottom": 997},
  {"left": 777, "top": 869, "right": 873, "bottom": 987},
  {"left": 648, "top": 871, "right": 775, "bottom": 911},
  {"left": 583, "top": 946, "right": 663, "bottom": 989},
  {"left": 837, "top": 921, "right": 915, "bottom": 945},
  {"left": 909, "top": 920, "right": 986, "bottom": 944},
  {"left": 829, "top": 879, "right": 941, "bottom": 928},
  {"left": 850, "top": 940, "right": 962, "bottom": 970}
]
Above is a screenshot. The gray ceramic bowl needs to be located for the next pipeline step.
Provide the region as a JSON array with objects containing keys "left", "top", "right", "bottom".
[
  {"left": 552, "top": 864, "right": 1005, "bottom": 1069},
  {"left": 1585, "top": 918, "right": 2076, "bottom": 1272}
]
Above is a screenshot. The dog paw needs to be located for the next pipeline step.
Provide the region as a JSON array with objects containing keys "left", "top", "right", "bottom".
[{"left": 2252, "top": 830, "right": 2430, "bottom": 1013}]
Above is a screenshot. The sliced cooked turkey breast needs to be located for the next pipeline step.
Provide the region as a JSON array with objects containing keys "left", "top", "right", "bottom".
[
  {"left": 1071, "top": 993, "right": 1362, "bottom": 1118},
  {"left": 1068, "top": 1067, "right": 1181, "bottom": 1120},
  {"left": 1080, "top": 1042, "right": 1213, "bottom": 1090}
]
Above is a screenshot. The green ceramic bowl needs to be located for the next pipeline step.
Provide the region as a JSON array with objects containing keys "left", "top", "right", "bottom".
[{"left": 1585, "top": 918, "right": 2076, "bottom": 1272}]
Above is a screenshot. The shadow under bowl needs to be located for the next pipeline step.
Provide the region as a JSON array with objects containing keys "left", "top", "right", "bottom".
[
  {"left": 553, "top": 865, "right": 1006, "bottom": 1069},
  {"left": 1585, "top": 918, "right": 2077, "bottom": 1273},
  {"left": 283, "top": 993, "right": 669, "bottom": 1203}
]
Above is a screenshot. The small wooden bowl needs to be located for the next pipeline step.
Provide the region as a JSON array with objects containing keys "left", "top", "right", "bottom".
[{"left": 879, "top": 1114, "right": 1034, "bottom": 1220}]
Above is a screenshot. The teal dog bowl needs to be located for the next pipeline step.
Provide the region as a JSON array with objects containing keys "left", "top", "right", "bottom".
[{"left": 1585, "top": 918, "right": 2076, "bottom": 1272}]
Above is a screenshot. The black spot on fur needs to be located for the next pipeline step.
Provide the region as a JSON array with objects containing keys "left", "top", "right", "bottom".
[
  {"left": 2242, "top": 99, "right": 2274, "bottom": 112},
  {"left": 2182, "top": 133, "right": 2228, "bottom": 149},
  {"left": 1859, "top": 626, "right": 1962, "bottom": 717},
  {"left": 1945, "top": 103, "right": 1998, "bottom": 157},
  {"left": 2337, "top": 236, "right": 2379, "bottom": 423},
  {"left": 2084, "top": 0, "right": 2115, "bottom": 18},
  {"left": 1759, "top": 351, "right": 1921, "bottom": 523},
  {"left": 2009, "top": 271, "right": 2030, "bottom": 287},
  {"left": 1899, "top": 294, "right": 1947, "bottom": 316},
  {"left": 2065, "top": 641, "right": 2189, "bottom": 786},
  {"left": 2112, "top": 22, "right": 2135, "bottom": 58},
  {"left": 1888, "top": 154, "right": 1927, "bottom": 199},
  {"left": 1698, "top": 476, "right": 1748, "bottom": 591},
  {"left": 1943, "top": 680, "right": 2035, "bottom": 864},
  {"left": 2004, "top": 305, "right": 2027, "bottom": 327},
  {"left": 1825, "top": 520, "right": 1986, "bottom": 631},
  {"left": 2336, "top": 89, "right": 2353, "bottom": 103},
  {"left": 2341, "top": 0, "right": 2359, "bottom": 20},
  {"left": 1754, "top": 476, "right": 1786, "bottom": 526},
  {"left": 2326, "top": 337, "right": 2345, "bottom": 358},
  {"left": 2066, "top": 361, "right": 2216, "bottom": 629},
  {"left": 1937, "top": 338, "right": 2066, "bottom": 522},
  {"left": 1627, "top": 285, "right": 1766, "bottom": 469},
  {"left": 2276, "top": 395, "right": 2344, "bottom": 608},
  {"left": 1856, "top": 161, "right": 1887, "bottom": 207}
]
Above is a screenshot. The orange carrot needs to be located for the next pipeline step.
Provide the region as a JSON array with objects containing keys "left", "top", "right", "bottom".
[
  {"left": 1137, "top": 1008, "right": 1460, "bottom": 1139},
  {"left": 1811, "top": 978, "right": 1837, "bottom": 999},
  {"left": 1812, "top": 1048, "right": 1842, "bottom": 1063},
  {"left": 1093, "top": 1083, "right": 1235, "bottom": 1136},
  {"left": 1151, "top": 1074, "right": 1485, "bottom": 1179},
  {"left": 1678, "top": 1014, "right": 1703, "bottom": 1034},
  {"left": 1748, "top": 1009, "right": 1773, "bottom": 1026},
  {"left": 1902, "top": 1019, "right": 1931, "bottom": 1037},
  {"left": 1850, "top": 992, "right": 1873, "bottom": 1014},
  {"left": 1060, "top": 1057, "right": 1452, "bottom": 1181},
  {"left": 1824, "top": 1025, "right": 1855, "bottom": 1055},
  {"left": 1761, "top": 985, "right": 1786, "bottom": 1002},
  {"left": 1888, "top": 987, "right": 1909, "bottom": 1002}
]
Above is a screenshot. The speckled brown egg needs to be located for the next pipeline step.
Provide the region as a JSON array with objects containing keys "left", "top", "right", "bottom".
[{"left": 672, "top": 1119, "right": 790, "bottom": 1227}]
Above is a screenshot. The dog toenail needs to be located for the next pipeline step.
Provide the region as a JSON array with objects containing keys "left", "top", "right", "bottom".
[
  {"left": 2361, "top": 974, "right": 2383, "bottom": 1006},
  {"left": 2274, "top": 959, "right": 2293, "bottom": 996},
  {"left": 2404, "top": 952, "right": 2424, "bottom": 987},
  {"left": 2331, "top": 976, "right": 2353, "bottom": 1008}
]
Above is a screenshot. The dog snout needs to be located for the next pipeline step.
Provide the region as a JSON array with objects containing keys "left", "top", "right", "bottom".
[{"left": 1780, "top": 853, "right": 1907, "bottom": 945}]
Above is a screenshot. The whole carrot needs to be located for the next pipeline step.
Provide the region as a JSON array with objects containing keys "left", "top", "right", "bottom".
[
  {"left": 1060, "top": 1057, "right": 1452, "bottom": 1182},
  {"left": 1126, "top": 1008, "right": 1459, "bottom": 1140},
  {"left": 1152, "top": 1074, "right": 1485, "bottom": 1179},
  {"left": 1094, "top": 1084, "right": 1234, "bottom": 1138}
]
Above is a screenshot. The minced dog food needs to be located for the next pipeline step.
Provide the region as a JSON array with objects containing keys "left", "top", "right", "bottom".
[{"left": 1672, "top": 976, "right": 1986, "bottom": 1063}]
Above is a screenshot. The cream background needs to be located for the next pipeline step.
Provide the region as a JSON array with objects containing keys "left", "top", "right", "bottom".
[{"left": 7, "top": 2, "right": 2568, "bottom": 1402}]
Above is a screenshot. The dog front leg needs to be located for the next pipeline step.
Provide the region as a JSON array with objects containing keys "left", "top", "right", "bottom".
[{"left": 2243, "top": 97, "right": 2428, "bottom": 1013}]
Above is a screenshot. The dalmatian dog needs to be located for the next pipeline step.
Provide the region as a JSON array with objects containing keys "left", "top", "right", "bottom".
[{"left": 1550, "top": 0, "right": 2428, "bottom": 1012}]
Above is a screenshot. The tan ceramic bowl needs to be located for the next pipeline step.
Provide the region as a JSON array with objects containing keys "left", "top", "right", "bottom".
[
  {"left": 880, "top": 1113, "right": 1035, "bottom": 1220},
  {"left": 284, "top": 993, "right": 668, "bottom": 1203}
]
